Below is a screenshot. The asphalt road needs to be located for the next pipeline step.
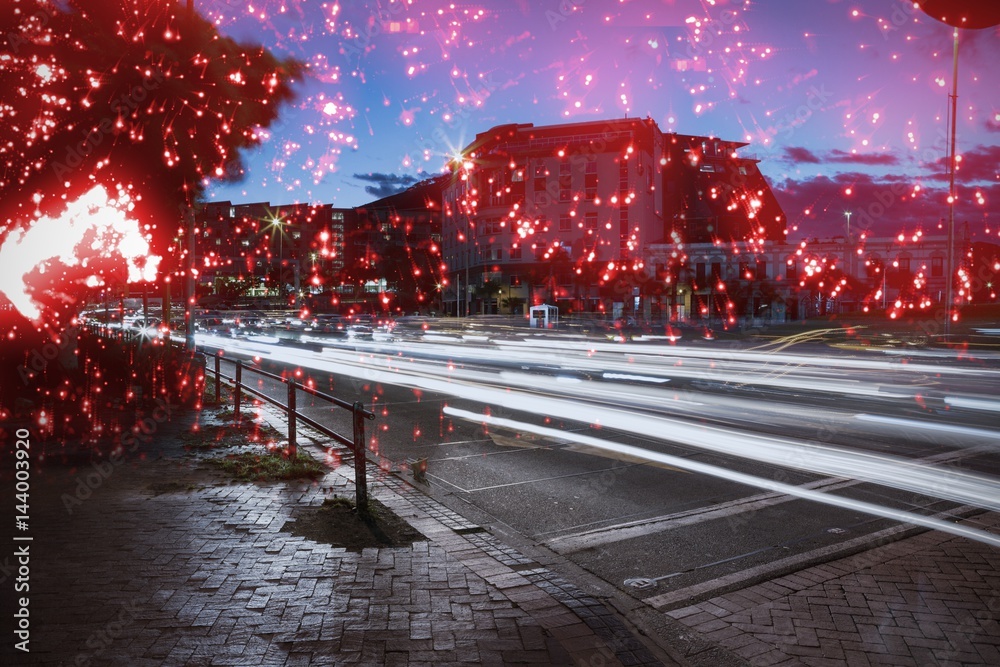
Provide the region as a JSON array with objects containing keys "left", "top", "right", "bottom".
[{"left": 191, "top": 319, "right": 1000, "bottom": 605}]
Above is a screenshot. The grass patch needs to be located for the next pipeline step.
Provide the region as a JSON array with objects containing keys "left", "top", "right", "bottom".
[
  {"left": 210, "top": 449, "right": 326, "bottom": 482},
  {"left": 182, "top": 421, "right": 283, "bottom": 450}
]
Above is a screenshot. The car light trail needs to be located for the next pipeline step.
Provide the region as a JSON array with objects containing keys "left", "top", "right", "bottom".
[
  {"left": 443, "top": 407, "right": 1000, "bottom": 549},
  {"left": 196, "top": 334, "right": 1000, "bottom": 519}
]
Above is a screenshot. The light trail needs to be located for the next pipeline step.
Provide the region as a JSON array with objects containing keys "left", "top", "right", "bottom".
[
  {"left": 197, "top": 333, "right": 1000, "bottom": 520},
  {"left": 443, "top": 408, "right": 1000, "bottom": 549}
]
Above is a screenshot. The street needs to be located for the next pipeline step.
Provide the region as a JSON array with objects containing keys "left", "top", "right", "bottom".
[{"left": 192, "top": 320, "right": 1000, "bottom": 607}]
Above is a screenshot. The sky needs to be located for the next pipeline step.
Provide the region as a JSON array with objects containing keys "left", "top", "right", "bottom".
[{"left": 200, "top": 0, "right": 1000, "bottom": 242}]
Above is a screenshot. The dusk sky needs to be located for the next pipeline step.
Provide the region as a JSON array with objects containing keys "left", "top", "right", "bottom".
[{"left": 203, "top": 0, "right": 1000, "bottom": 242}]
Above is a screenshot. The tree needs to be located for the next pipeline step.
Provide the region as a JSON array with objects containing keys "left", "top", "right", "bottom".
[
  {"left": 477, "top": 278, "right": 504, "bottom": 314},
  {"left": 0, "top": 0, "right": 303, "bottom": 327}
]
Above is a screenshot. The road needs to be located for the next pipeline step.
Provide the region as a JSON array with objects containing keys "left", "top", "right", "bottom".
[{"left": 189, "top": 318, "right": 1000, "bottom": 607}]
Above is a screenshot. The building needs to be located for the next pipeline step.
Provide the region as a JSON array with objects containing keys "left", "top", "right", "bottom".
[
  {"left": 344, "top": 176, "right": 446, "bottom": 313},
  {"left": 193, "top": 200, "right": 350, "bottom": 307},
  {"left": 646, "top": 229, "right": 973, "bottom": 326},
  {"left": 441, "top": 117, "right": 786, "bottom": 316}
]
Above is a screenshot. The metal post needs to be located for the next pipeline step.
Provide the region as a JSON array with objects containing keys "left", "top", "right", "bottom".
[
  {"left": 286, "top": 380, "right": 297, "bottom": 457},
  {"left": 352, "top": 401, "right": 369, "bottom": 513},
  {"left": 944, "top": 28, "right": 959, "bottom": 337},
  {"left": 234, "top": 360, "right": 242, "bottom": 421},
  {"left": 185, "top": 207, "right": 197, "bottom": 350},
  {"left": 214, "top": 353, "right": 221, "bottom": 403}
]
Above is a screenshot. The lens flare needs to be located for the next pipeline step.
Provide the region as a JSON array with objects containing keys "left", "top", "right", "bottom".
[{"left": 0, "top": 185, "right": 161, "bottom": 321}]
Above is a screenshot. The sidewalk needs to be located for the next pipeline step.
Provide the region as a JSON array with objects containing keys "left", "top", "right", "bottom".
[
  {"left": 6, "top": 399, "right": 998, "bottom": 666},
  {"left": 658, "top": 510, "right": 1000, "bottom": 666},
  {"left": 6, "top": 404, "right": 665, "bottom": 666}
]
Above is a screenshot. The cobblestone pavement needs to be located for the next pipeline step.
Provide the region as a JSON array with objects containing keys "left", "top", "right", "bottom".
[
  {"left": 4, "top": 407, "right": 665, "bottom": 666},
  {"left": 661, "top": 512, "right": 1000, "bottom": 666},
  {"left": 5, "top": 400, "right": 999, "bottom": 666}
]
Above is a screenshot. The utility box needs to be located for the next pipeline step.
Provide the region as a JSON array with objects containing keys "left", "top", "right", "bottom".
[{"left": 529, "top": 304, "right": 559, "bottom": 328}]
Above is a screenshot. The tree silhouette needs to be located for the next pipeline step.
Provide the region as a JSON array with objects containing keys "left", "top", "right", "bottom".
[{"left": 1, "top": 0, "right": 303, "bottom": 323}]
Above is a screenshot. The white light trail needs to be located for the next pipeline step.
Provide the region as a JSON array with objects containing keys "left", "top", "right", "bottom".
[{"left": 444, "top": 407, "right": 1000, "bottom": 549}]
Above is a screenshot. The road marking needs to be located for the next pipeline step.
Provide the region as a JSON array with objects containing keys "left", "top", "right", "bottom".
[
  {"left": 445, "top": 407, "right": 1000, "bottom": 550},
  {"left": 541, "top": 442, "right": 993, "bottom": 554},
  {"left": 544, "top": 478, "right": 856, "bottom": 554}
]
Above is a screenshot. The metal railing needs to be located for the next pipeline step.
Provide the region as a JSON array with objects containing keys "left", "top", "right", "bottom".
[
  {"left": 84, "top": 323, "right": 378, "bottom": 509},
  {"left": 206, "top": 353, "right": 377, "bottom": 508}
]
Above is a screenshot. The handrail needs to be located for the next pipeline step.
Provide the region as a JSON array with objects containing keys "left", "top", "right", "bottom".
[
  {"left": 207, "top": 353, "right": 376, "bottom": 511},
  {"left": 84, "top": 324, "right": 376, "bottom": 511}
]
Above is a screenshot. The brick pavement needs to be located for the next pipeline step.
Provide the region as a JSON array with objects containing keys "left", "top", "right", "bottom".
[
  {"left": 6, "top": 399, "right": 1000, "bottom": 666},
  {"left": 4, "top": 405, "right": 665, "bottom": 666},
  {"left": 662, "top": 512, "right": 1000, "bottom": 666}
]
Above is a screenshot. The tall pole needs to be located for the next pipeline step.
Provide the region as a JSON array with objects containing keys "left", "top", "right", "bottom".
[
  {"left": 464, "top": 217, "right": 470, "bottom": 317},
  {"left": 185, "top": 207, "right": 196, "bottom": 350},
  {"left": 184, "top": 0, "right": 197, "bottom": 351},
  {"left": 944, "top": 28, "right": 959, "bottom": 336}
]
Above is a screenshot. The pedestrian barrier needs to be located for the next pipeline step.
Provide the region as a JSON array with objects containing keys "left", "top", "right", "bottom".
[
  {"left": 204, "top": 352, "right": 377, "bottom": 510},
  {"left": 84, "top": 323, "right": 377, "bottom": 510}
]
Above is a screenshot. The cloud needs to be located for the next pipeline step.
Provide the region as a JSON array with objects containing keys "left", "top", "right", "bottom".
[
  {"left": 827, "top": 149, "right": 899, "bottom": 166},
  {"left": 782, "top": 146, "right": 821, "bottom": 163},
  {"left": 772, "top": 172, "right": 997, "bottom": 238},
  {"left": 353, "top": 172, "right": 422, "bottom": 198},
  {"left": 781, "top": 147, "right": 900, "bottom": 166},
  {"left": 925, "top": 144, "right": 1000, "bottom": 183}
]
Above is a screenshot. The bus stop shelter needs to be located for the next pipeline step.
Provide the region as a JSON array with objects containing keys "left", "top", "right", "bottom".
[{"left": 529, "top": 304, "right": 558, "bottom": 328}]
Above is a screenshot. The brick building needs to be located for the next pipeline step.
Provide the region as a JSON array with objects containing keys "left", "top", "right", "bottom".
[{"left": 441, "top": 117, "right": 786, "bottom": 316}]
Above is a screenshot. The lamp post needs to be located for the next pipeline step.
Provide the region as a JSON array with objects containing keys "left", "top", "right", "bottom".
[
  {"left": 267, "top": 214, "right": 285, "bottom": 297},
  {"left": 185, "top": 207, "right": 196, "bottom": 350},
  {"left": 844, "top": 211, "right": 852, "bottom": 242},
  {"left": 914, "top": 2, "right": 1000, "bottom": 334}
]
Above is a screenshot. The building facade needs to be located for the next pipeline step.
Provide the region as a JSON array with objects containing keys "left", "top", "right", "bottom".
[
  {"left": 193, "top": 200, "right": 349, "bottom": 306},
  {"left": 441, "top": 118, "right": 786, "bottom": 316}
]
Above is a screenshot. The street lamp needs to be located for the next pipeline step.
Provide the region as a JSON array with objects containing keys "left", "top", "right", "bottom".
[
  {"left": 914, "top": 2, "right": 1000, "bottom": 333},
  {"left": 844, "top": 211, "right": 852, "bottom": 242},
  {"left": 267, "top": 214, "right": 285, "bottom": 296}
]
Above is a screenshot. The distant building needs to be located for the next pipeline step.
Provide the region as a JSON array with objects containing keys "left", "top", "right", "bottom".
[
  {"left": 441, "top": 117, "right": 786, "bottom": 316},
  {"left": 646, "top": 230, "right": 972, "bottom": 326},
  {"left": 345, "top": 176, "right": 446, "bottom": 312},
  {"left": 193, "top": 200, "right": 350, "bottom": 306}
]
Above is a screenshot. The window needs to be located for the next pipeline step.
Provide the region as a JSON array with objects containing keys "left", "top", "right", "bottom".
[
  {"left": 511, "top": 169, "right": 524, "bottom": 182},
  {"left": 585, "top": 212, "right": 598, "bottom": 230},
  {"left": 786, "top": 261, "right": 796, "bottom": 281},
  {"left": 559, "top": 161, "right": 572, "bottom": 201},
  {"left": 509, "top": 245, "right": 522, "bottom": 260},
  {"left": 696, "top": 262, "right": 706, "bottom": 286},
  {"left": 510, "top": 274, "right": 522, "bottom": 287},
  {"left": 898, "top": 257, "right": 911, "bottom": 273},
  {"left": 534, "top": 165, "right": 547, "bottom": 178},
  {"left": 711, "top": 262, "right": 722, "bottom": 281},
  {"left": 756, "top": 261, "right": 767, "bottom": 280},
  {"left": 559, "top": 214, "right": 572, "bottom": 231},
  {"left": 585, "top": 159, "right": 598, "bottom": 200},
  {"left": 931, "top": 257, "right": 943, "bottom": 277},
  {"left": 490, "top": 248, "right": 503, "bottom": 261}
]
